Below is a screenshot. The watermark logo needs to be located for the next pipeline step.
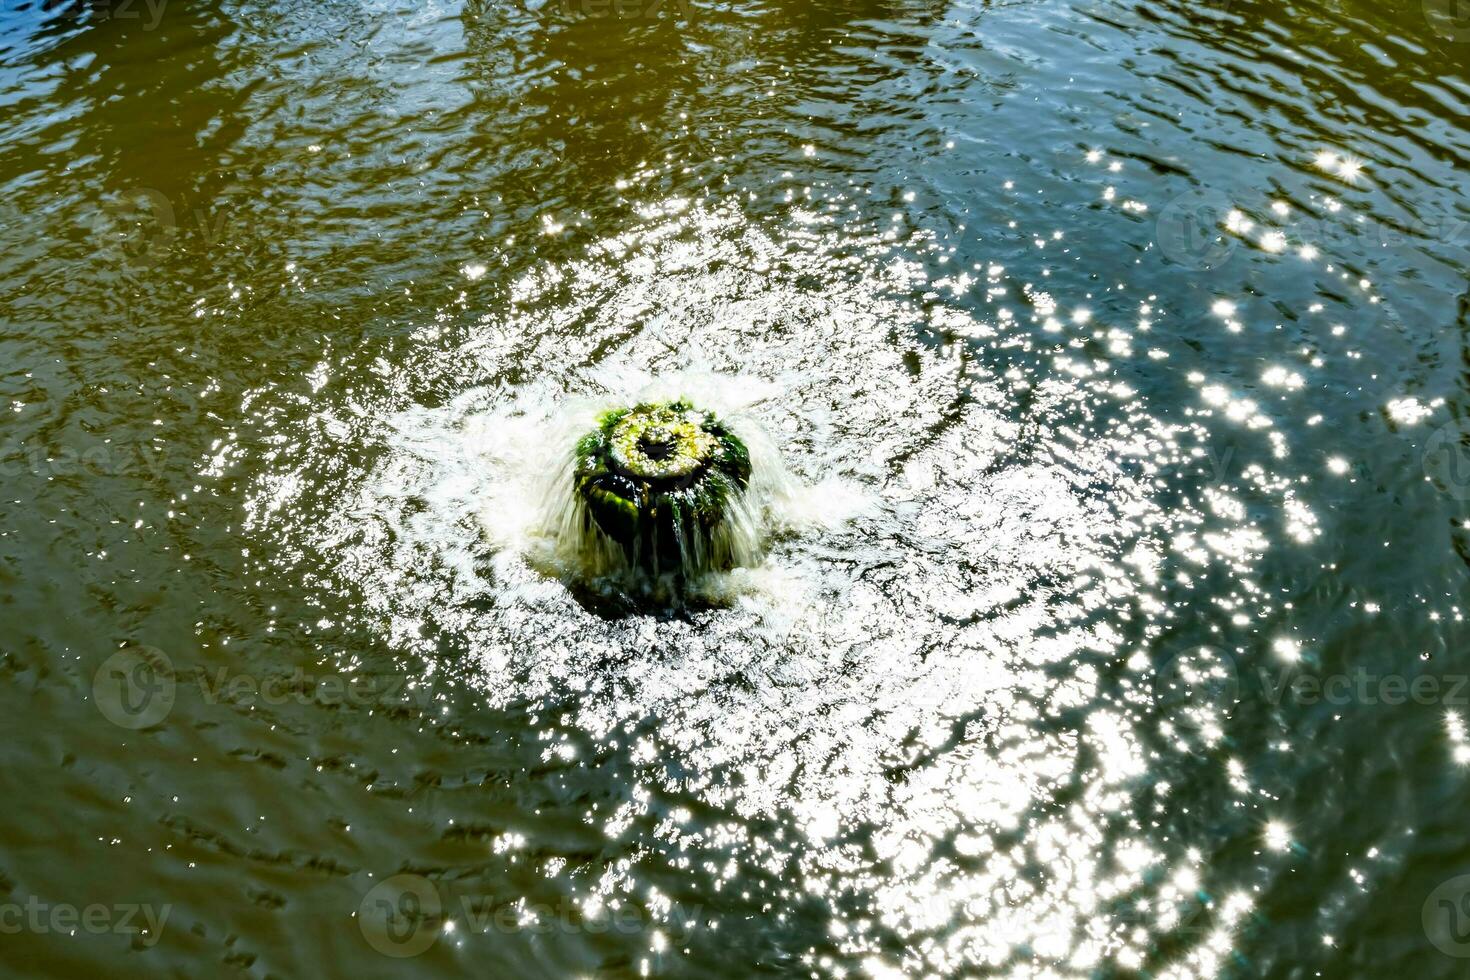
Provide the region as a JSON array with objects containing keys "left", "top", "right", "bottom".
[
  {"left": 0, "top": 443, "right": 169, "bottom": 480},
  {"left": 356, "top": 878, "right": 704, "bottom": 958},
  {"left": 1155, "top": 645, "right": 1239, "bottom": 731},
  {"left": 1425, "top": 0, "right": 1470, "bottom": 42},
  {"left": 1423, "top": 420, "right": 1470, "bottom": 501},
  {"left": 92, "top": 645, "right": 175, "bottom": 730},
  {"left": 92, "top": 188, "right": 176, "bottom": 267},
  {"left": 197, "top": 666, "right": 435, "bottom": 712},
  {"left": 1425, "top": 874, "right": 1470, "bottom": 957},
  {"left": 1108, "top": 895, "right": 1211, "bottom": 943},
  {"left": 1258, "top": 666, "right": 1469, "bottom": 707},
  {"left": 359, "top": 874, "right": 442, "bottom": 958},
  {"left": 32, "top": 0, "right": 168, "bottom": 30},
  {"left": 1119, "top": 444, "right": 1238, "bottom": 489},
  {"left": 92, "top": 179, "right": 245, "bottom": 268},
  {"left": 92, "top": 646, "right": 436, "bottom": 729},
  {"left": 1156, "top": 189, "right": 1236, "bottom": 271},
  {"left": 528, "top": 0, "right": 694, "bottom": 15},
  {"left": 1155, "top": 190, "right": 1462, "bottom": 268},
  {"left": 0, "top": 898, "right": 170, "bottom": 945}
]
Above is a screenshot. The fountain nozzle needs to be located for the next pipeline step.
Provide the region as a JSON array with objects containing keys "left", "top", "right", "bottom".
[{"left": 572, "top": 399, "right": 752, "bottom": 578}]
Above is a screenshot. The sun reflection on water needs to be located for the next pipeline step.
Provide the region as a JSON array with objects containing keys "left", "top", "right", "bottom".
[{"left": 242, "top": 188, "right": 1350, "bottom": 974}]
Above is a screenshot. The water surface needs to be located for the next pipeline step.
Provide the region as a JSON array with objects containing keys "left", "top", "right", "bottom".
[{"left": 2, "top": 0, "right": 1469, "bottom": 976}]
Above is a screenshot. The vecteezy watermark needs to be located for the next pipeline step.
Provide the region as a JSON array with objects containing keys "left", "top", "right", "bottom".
[
  {"left": 1256, "top": 667, "right": 1470, "bottom": 707},
  {"left": 1425, "top": 0, "right": 1470, "bottom": 42},
  {"left": 91, "top": 188, "right": 173, "bottom": 266},
  {"left": 25, "top": 0, "right": 168, "bottom": 30},
  {"left": 1423, "top": 420, "right": 1470, "bottom": 501},
  {"left": 1106, "top": 894, "right": 1211, "bottom": 942},
  {"left": 1425, "top": 874, "right": 1470, "bottom": 957},
  {"left": 0, "top": 443, "right": 169, "bottom": 480},
  {"left": 1154, "top": 645, "right": 1239, "bottom": 732},
  {"left": 0, "top": 897, "right": 170, "bottom": 946},
  {"left": 1156, "top": 189, "right": 1467, "bottom": 271},
  {"left": 357, "top": 874, "right": 704, "bottom": 958},
  {"left": 1119, "top": 444, "right": 1239, "bottom": 488},
  {"left": 1299, "top": 209, "right": 1469, "bottom": 262},
  {"left": 1155, "top": 647, "right": 1470, "bottom": 739},
  {"left": 1156, "top": 189, "right": 1237, "bottom": 271},
  {"left": 92, "top": 183, "right": 244, "bottom": 268},
  {"left": 359, "top": 875, "right": 442, "bottom": 959},
  {"left": 92, "top": 645, "right": 176, "bottom": 730},
  {"left": 197, "top": 666, "right": 435, "bottom": 712},
  {"left": 92, "top": 647, "right": 436, "bottom": 729},
  {"left": 528, "top": 0, "right": 694, "bottom": 15}
]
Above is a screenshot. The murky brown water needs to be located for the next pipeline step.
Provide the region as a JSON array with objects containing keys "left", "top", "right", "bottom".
[{"left": 2, "top": 0, "right": 1470, "bottom": 976}]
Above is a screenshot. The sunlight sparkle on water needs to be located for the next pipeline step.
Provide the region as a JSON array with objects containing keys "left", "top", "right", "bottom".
[
  {"left": 1385, "top": 397, "right": 1432, "bottom": 426},
  {"left": 242, "top": 191, "right": 1334, "bottom": 977}
]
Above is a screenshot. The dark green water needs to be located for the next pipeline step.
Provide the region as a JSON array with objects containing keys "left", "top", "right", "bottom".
[{"left": 3, "top": 0, "right": 1470, "bottom": 976}]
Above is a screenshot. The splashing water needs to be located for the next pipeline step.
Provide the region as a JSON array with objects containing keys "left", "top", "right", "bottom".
[
  {"left": 7, "top": 0, "right": 1467, "bottom": 973},
  {"left": 518, "top": 379, "right": 807, "bottom": 598},
  {"left": 244, "top": 194, "right": 1335, "bottom": 976}
]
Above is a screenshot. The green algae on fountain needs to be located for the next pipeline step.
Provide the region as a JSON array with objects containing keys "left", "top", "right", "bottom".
[{"left": 573, "top": 400, "right": 753, "bottom": 578}]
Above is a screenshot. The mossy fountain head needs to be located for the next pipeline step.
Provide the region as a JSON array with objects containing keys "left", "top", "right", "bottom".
[{"left": 573, "top": 399, "right": 753, "bottom": 578}]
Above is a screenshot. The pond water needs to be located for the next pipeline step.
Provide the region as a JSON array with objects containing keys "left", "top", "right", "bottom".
[{"left": 2, "top": 0, "right": 1469, "bottom": 976}]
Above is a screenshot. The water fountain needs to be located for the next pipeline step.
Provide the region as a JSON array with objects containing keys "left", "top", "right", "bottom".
[
  {"left": 251, "top": 199, "right": 1333, "bottom": 975},
  {"left": 536, "top": 396, "right": 780, "bottom": 588},
  {"left": 573, "top": 399, "right": 752, "bottom": 575}
]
